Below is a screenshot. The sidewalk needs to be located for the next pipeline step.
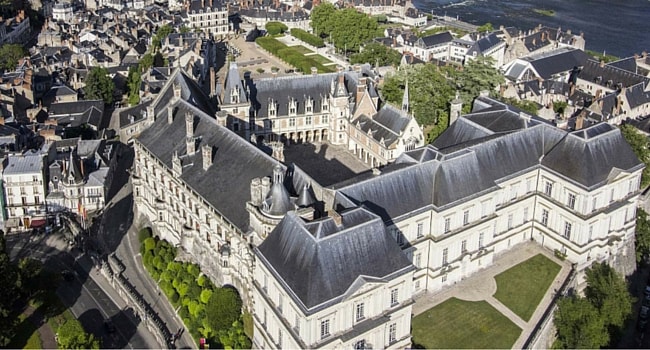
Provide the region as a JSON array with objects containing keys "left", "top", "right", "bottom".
[{"left": 412, "top": 242, "right": 573, "bottom": 349}]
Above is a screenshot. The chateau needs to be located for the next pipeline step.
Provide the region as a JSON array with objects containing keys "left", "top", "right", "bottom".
[{"left": 130, "top": 68, "right": 642, "bottom": 348}]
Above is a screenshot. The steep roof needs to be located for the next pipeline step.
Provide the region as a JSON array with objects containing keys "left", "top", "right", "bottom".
[{"left": 256, "top": 208, "right": 413, "bottom": 313}]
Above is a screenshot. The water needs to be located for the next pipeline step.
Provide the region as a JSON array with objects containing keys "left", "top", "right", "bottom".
[{"left": 412, "top": 0, "right": 650, "bottom": 58}]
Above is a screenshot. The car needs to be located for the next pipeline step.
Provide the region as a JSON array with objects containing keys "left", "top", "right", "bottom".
[
  {"left": 638, "top": 317, "right": 649, "bottom": 332},
  {"left": 104, "top": 319, "right": 116, "bottom": 333},
  {"left": 641, "top": 305, "right": 650, "bottom": 320}
]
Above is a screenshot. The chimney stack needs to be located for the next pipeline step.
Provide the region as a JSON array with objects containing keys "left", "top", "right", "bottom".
[
  {"left": 202, "top": 144, "right": 212, "bottom": 170},
  {"left": 168, "top": 105, "right": 174, "bottom": 124},
  {"left": 210, "top": 67, "right": 216, "bottom": 96},
  {"left": 311, "top": 67, "right": 318, "bottom": 76},
  {"left": 330, "top": 210, "right": 342, "bottom": 226},
  {"left": 185, "top": 112, "right": 194, "bottom": 138},
  {"left": 173, "top": 83, "right": 182, "bottom": 100}
]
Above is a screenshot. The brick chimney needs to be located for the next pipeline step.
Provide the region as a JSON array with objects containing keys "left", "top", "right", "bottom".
[
  {"left": 185, "top": 112, "right": 194, "bottom": 139},
  {"left": 168, "top": 105, "right": 174, "bottom": 124},
  {"left": 330, "top": 210, "right": 342, "bottom": 226}
]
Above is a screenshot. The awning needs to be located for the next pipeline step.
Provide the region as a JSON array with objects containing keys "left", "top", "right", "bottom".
[{"left": 30, "top": 219, "right": 47, "bottom": 228}]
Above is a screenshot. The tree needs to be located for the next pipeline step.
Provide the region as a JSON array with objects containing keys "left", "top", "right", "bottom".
[
  {"left": 584, "top": 262, "right": 633, "bottom": 333},
  {"left": 0, "top": 44, "right": 26, "bottom": 72},
  {"left": 553, "top": 296, "right": 609, "bottom": 349},
  {"left": 453, "top": 56, "right": 503, "bottom": 110},
  {"left": 310, "top": 3, "right": 336, "bottom": 37},
  {"left": 310, "top": 5, "right": 378, "bottom": 52},
  {"left": 0, "top": 232, "right": 20, "bottom": 346},
  {"left": 219, "top": 320, "right": 251, "bottom": 350},
  {"left": 636, "top": 209, "right": 650, "bottom": 263},
  {"left": 620, "top": 124, "right": 650, "bottom": 188},
  {"left": 265, "top": 22, "right": 288, "bottom": 36},
  {"left": 140, "top": 53, "right": 154, "bottom": 72},
  {"left": 151, "top": 24, "right": 173, "bottom": 50},
  {"left": 180, "top": 26, "right": 191, "bottom": 34},
  {"left": 18, "top": 258, "right": 43, "bottom": 298},
  {"left": 476, "top": 22, "right": 494, "bottom": 33},
  {"left": 500, "top": 97, "right": 539, "bottom": 115},
  {"left": 84, "top": 67, "right": 115, "bottom": 104},
  {"left": 127, "top": 66, "right": 141, "bottom": 106},
  {"left": 205, "top": 288, "right": 243, "bottom": 332},
  {"left": 57, "top": 319, "right": 100, "bottom": 349},
  {"left": 350, "top": 42, "right": 401, "bottom": 67}
]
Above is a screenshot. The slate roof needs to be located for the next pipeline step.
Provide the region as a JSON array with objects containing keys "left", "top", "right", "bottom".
[
  {"left": 417, "top": 31, "right": 453, "bottom": 48},
  {"left": 48, "top": 100, "right": 105, "bottom": 128},
  {"left": 352, "top": 104, "right": 412, "bottom": 147},
  {"left": 607, "top": 57, "right": 638, "bottom": 74},
  {"left": 256, "top": 208, "right": 414, "bottom": 313},
  {"left": 466, "top": 32, "right": 503, "bottom": 56},
  {"left": 578, "top": 59, "right": 650, "bottom": 89},
  {"left": 525, "top": 48, "right": 589, "bottom": 80},
  {"left": 625, "top": 82, "right": 650, "bottom": 110},
  {"left": 4, "top": 154, "right": 43, "bottom": 174}
]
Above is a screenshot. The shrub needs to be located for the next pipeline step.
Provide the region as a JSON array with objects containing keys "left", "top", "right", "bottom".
[
  {"left": 256, "top": 67, "right": 265, "bottom": 73},
  {"left": 290, "top": 28, "right": 325, "bottom": 47},
  {"left": 554, "top": 249, "right": 567, "bottom": 261},
  {"left": 138, "top": 227, "right": 152, "bottom": 243},
  {"left": 265, "top": 21, "right": 288, "bottom": 35}
]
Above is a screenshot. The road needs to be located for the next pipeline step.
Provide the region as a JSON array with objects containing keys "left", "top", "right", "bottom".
[{"left": 6, "top": 232, "right": 160, "bottom": 349}]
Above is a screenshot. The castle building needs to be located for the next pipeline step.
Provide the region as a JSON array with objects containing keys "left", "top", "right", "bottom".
[
  {"left": 184, "top": 0, "right": 229, "bottom": 37},
  {"left": 131, "top": 68, "right": 642, "bottom": 349}
]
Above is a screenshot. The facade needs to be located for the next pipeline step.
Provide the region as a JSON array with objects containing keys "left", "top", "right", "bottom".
[
  {"left": 3, "top": 151, "right": 48, "bottom": 230},
  {"left": 51, "top": 1, "right": 74, "bottom": 22},
  {"left": 132, "top": 68, "right": 642, "bottom": 349},
  {"left": 184, "top": 0, "right": 229, "bottom": 37}
]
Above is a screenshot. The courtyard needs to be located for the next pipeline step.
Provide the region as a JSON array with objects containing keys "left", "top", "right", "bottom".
[{"left": 412, "top": 243, "right": 570, "bottom": 349}]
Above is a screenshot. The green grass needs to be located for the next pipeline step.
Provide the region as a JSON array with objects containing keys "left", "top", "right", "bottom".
[
  {"left": 256, "top": 37, "right": 336, "bottom": 73},
  {"left": 493, "top": 254, "right": 561, "bottom": 321},
  {"left": 7, "top": 313, "right": 42, "bottom": 349},
  {"left": 310, "top": 55, "right": 333, "bottom": 65},
  {"left": 412, "top": 297, "right": 521, "bottom": 349},
  {"left": 533, "top": 8, "right": 555, "bottom": 16},
  {"left": 291, "top": 45, "right": 313, "bottom": 55}
]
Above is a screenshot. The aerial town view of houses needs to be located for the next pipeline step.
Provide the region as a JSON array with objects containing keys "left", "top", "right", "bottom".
[{"left": 2, "top": 0, "right": 650, "bottom": 348}]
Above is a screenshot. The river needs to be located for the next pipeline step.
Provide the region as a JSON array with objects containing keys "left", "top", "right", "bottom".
[{"left": 412, "top": 0, "right": 650, "bottom": 58}]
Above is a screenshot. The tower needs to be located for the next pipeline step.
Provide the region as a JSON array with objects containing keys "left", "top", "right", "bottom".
[
  {"left": 402, "top": 79, "right": 410, "bottom": 113},
  {"left": 450, "top": 92, "right": 463, "bottom": 126}
]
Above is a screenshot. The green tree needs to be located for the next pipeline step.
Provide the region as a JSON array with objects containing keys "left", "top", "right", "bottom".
[
  {"left": 18, "top": 258, "right": 43, "bottom": 298},
  {"left": 140, "top": 53, "right": 154, "bottom": 72},
  {"left": 152, "top": 24, "right": 174, "bottom": 50},
  {"left": 127, "top": 66, "right": 141, "bottom": 106},
  {"left": 584, "top": 262, "right": 633, "bottom": 333},
  {"left": 620, "top": 124, "right": 650, "bottom": 188},
  {"left": 206, "top": 288, "right": 243, "bottom": 332},
  {"left": 57, "top": 319, "right": 100, "bottom": 349},
  {"left": 219, "top": 320, "right": 251, "bottom": 350},
  {"left": 0, "top": 44, "right": 26, "bottom": 72},
  {"left": 180, "top": 26, "right": 191, "bottom": 34},
  {"left": 265, "top": 21, "right": 288, "bottom": 35},
  {"left": 476, "top": 22, "right": 494, "bottom": 33},
  {"left": 500, "top": 97, "right": 539, "bottom": 115},
  {"left": 453, "top": 56, "right": 503, "bottom": 110},
  {"left": 636, "top": 209, "right": 650, "bottom": 263},
  {"left": 0, "top": 232, "right": 20, "bottom": 346},
  {"left": 553, "top": 100, "right": 568, "bottom": 115},
  {"left": 350, "top": 42, "right": 401, "bottom": 67},
  {"left": 84, "top": 67, "right": 115, "bottom": 104},
  {"left": 328, "top": 8, "right": 378, "bottom": 53},
  {"left": 310, "top": 3, "right": 336, "bottom": 37},
  {"left": 553, "top": 295, "right": 608, "bottom": 349}
]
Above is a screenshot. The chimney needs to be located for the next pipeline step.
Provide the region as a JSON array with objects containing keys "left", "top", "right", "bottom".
[
  {"left": 356, "top": 77, "right": 366, "bottom": 101},
  {"left": 599, "top": 60, "right": 605, "bottom": 68},
  {"left": 179, "top": 35, "right": 183, "bottom": 48},
  {"left": 336, "top": 65, "right": 344, "bottom": 73},
  {"left": 173, "top": 83, "right": 182, "bottom": 100},
  {"left": 260, "top": 177, "right": 271, "bottom": 202},
  {"left": 80, "top": 159, "right": 85, "bottom": 177},
  {"left": 0, "top": 116, "right": 4, "bottom": 125},
  {"left": 311, "top": 67, "right": 318, "bottom": 76},
  {"left": 210, "top": 67, "right": 216, "bottom": 96},
  {"left": 575, "top": 114, "right": 584, "bottom": 130},
  {"left": 202, "top": 144, "right": 212, "bottom": 170},
  {"left": 167, "top": 105, "right": 174, "bottom": 124},
  {"left": 338, "top": 73, "right": 344, "bottom": 87},
  {"left": 330, "top": 210, "right": 342, "bottom": 226},
  {"left": 250, "top": 178, "right": 262, "bottom": 206},
  {"left": 566, "top": 29, "right": 571, "bottom": 35},
  {"left": 185, "top": 112, "right": 194, "bottom": 138},
  {"left": 616, "top": 96, "right": 622, "bottom": 115},
  {"left": 354, "top": 64, "right": 361, "bottom": 73}
]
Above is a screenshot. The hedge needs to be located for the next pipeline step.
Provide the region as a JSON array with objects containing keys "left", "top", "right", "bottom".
[
  {"left": 290, "top": 28, "right": 325, "bottom": 48},
  {"left": 265, "top": 21, "right": 288, "bottom": 35},
  {"left": 255, "top": 37, "right": 335, "bottom": 73}
]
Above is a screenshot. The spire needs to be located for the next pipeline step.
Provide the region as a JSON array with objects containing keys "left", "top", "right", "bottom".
[{"left": 402, "top": 79, "right": 409, "bottom": 113}]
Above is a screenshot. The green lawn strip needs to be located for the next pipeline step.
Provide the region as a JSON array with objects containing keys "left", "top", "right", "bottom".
[
  {"left": 256, "top": 37, "right": 335, "bottom": 73},
  {"left": 493, "top": 254, "right": 561, "bottom": 321},
  {"left": 7, "top": 312, "right": 42, "bottom": 349},
  {"left": 290, "top": 45, "right": 313, "bottom": 54},
  {"left": 412, "top": 297, "right": 521, "bottom": 349},
  {"left": 310, "top": 55, "right": 333, "bottom": 65}
]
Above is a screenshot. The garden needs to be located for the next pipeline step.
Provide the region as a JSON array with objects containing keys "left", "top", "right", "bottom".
[
  {"left": 138, "top": 228, "right": 251, "bottom": 349},
  {"left": 255, "top": 37, "right": 335, "bottom": 74}
]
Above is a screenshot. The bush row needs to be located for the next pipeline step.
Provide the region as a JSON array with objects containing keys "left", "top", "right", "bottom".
[
  {"left": 265, "top": 21, "right": 288, "bottom": 35},
  {"left": 290, "top": 28, "right": 325, "bottom": 48},
  {"left": 255, "top": 37, "right": 335, "bottom": 74}
]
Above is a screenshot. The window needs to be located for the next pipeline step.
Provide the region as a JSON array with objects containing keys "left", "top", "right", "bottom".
[
  {"left": 461, "top": 240, "right": 467, "bottom": 253},
  {"left": 320, "top": 319, "right": 330, "bottom": 340},
  {"left": 567, "top": 193, "right": 576, "bottom": 209},
  {"left": 463, "top": 210, "right": 469, "bottom": 225},
  {"left": 396, "top": 230, "right": 404, "bottom": 246},
  {"left": 415, "top": 280, "right": 421, "bottom": 290},
  {"left": 588, "top": 225, "right": 594, "bottom": 241},
  {"left": 355, "top": 340, "right": 367, "bottom": 350},
  {"left": 355, "top": 302, "right": 365, "bottom": 322},
  {"left": 295, "top": 315, "right": 300, "bottom": 334},
  {"left": 523, "top": 207, "right": 529, "bottom": 223},
  {"left": 415, "top": 253, "right": 421, "bottom": 268},
  {"left": 289, "top": 118, "right": 296, "bottom": 127},
  {"left": 564, "top": 221, "right": 572, "bottom": 239},
  {"left": 263, "top": 309, "right": 267, "bottom": 328},
  {"left": 390, "top": 288, "right": 399, "bottom": 306},
  {"left": 289, "top": 102, "right": 296, "bottom": 115},
  {"left": 306, "top": 103, "right": 313, "bottom": 114},
  {"left": 278, "top": 295, "right": 283, "bottom": 313},
  {"left": 322, "top": 102, "right": 329, "bottom": 111},
  {"left": 510, "top": 184, "right": 517, "bottom": 200},
  {"left": 278, "top": 330, "right": 282, "bottom": 348},
  {"left": 442, "top": 248, "right": 448, "bottom": 265},
  {"left": 481, "top": 201, "right": 489, "bottom": 217},
  {"left": 444, "top": 218, "right": 451, "bottom": 233},
  {"left": 592, "top": 196, "right": 598, "bottom": 211},
  {"left": 416, "top": 222, "right": 424, "bottom": 238},
  {"left": 388, "top": 323, "right": 397, "bottom": 343},
  {"left": 306, "top": 116, "right": 312, "bottom": 125},
  {"left": 263, "top": 274, "right": 268, "bottom": 291},
  {"left": 479, "top": 232, "right": 484, "bottom": 249},
  {"left": 541, "top": 209, "right": 549, "bottom": 227},
  {"left": 610, "top": 188, "right": 615, "bottom": 203},
  {"left": 544, "top": 181, "right": 553, "bottom": 196},
  {"left": 507, "top": 214, "right": 513, "bottom": 230}
]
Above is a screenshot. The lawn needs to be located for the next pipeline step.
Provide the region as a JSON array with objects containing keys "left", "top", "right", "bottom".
[
  {"left": 493, "top": 254, "right": 561, "bottom": 321},
  {"left": 310, "top": 55, "right": 333, "bottom": 65},
  {"left": 412, "top": 297, "right": 521, "bottom": 349},
  {"left": 290, "top": 45, "right": 313, "bottom": 54}
]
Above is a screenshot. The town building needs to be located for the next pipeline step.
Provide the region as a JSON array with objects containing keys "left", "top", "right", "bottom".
[
  {"left": 2, "top": 151, "right": 48, "bottom": 230},
  {"left": 184, "top": 0, "right": 229, "bottom": 38}
]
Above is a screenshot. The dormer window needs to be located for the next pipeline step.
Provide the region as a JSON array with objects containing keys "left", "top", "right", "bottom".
[
  {"left": 306, "top": 97, "right": 313, "bottom": 114},
  {"left": 231, "top": 87, "right": 239, "bottom": 104},
  {"left": 289, "top": 99, "right": 297, "bottom": 115},
  {"left": 268, "top": 100, "right": 276, "bottom": 117},
  {"left": 322, "top": 98, "right": 329, "bottom": 111}
]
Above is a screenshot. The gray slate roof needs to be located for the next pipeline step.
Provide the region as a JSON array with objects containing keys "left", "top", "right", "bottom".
[{"left": 256, "top": 208, "right": 413, "bottom": 313}]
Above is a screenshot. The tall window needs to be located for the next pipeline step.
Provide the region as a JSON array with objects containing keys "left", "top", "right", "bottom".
[
  {"left": 507, "top": 214, "right": 513, "bottom": 230},
  {"left": 544, "top": 181, "right": 553, "bottom": 196},
  {"left": 523, "top": 207, "right": 529, "bottom": 223},
  {"left": 416, "top": 222, "right": 424, "bottom": 238},
  {"left": 390, "top": 288, "right": 399, "bottom": 306},
  {"left": 567, "top": 193, "right": 576, "bottom": 209},
  {"left": 479, "top": 232, "right": 484, "bottom": 249},
  {"left": 289, "top": 118, "right": 296, "bottom": 127},
  {"left": 444, "top": 218, "right": 451, "bottom": 233},
  {"left": 320, "top": 319, "right": 330, "bottom": 339},
  {"left": 306, "top": 116, "right": 312, "bottom": 125},
  {"left": 564, "top": 221, "right": 572, "bottom": 239},
  {"left": 415, "top": 253, "right": 421, "bottom": 268},
  {"left": 322, "top": 114, "right": 329, "bottom": 123},
  {"left": 588, "top": 225, "right": 594, "bottom": 241},
  {"left": 463, "top": 210, "right": 469, "bottom": 225},
  {"left": 461, "top": 239, "right": 467, "bottom": 253},
  {"left": 278, "top": 330, "right": 282, "bottom": 348},
  {"left": 355, "top": 303, "right": 365, "bottom": 322},
  {"left": 389, "top": 323, "right": 397, "bottom": 343},
  {"left": 442, "top": 248, "right": 448, "bottom": 265},
  {"left": 592, "top": 196, "right": 598, "bottom": 212},
  {"left": 610, "top": 188, "right": 615, "bottom": 203},
  {"left": 541, "top": 209, "right": 549, "bottom": 227},
  {"left": 354, "top": 340, "right": 366, "bottom": 350}
]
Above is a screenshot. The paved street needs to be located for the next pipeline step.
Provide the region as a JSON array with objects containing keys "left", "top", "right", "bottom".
[{"left": 6, "top": 233, "right": 159, "bottom": 349}]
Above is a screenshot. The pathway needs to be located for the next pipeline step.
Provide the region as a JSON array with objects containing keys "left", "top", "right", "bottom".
[
  {"left": 412, "top": 242, "right": 573, "bottom": 349},
  {"left": 23, "top": 305, "right": 57, "bottom": 349}
]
